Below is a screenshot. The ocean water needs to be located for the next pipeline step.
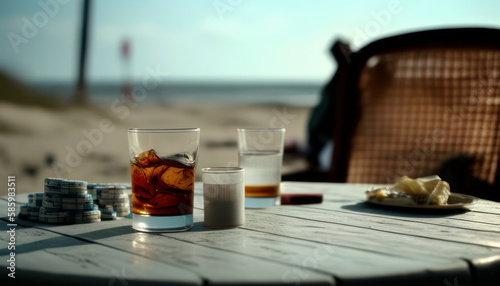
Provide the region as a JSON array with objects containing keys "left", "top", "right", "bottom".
[{"left": 34, "top": 82, "right": 322, "bottom": 107}]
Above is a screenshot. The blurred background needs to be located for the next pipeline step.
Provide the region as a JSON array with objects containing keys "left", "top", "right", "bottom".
[{"left": 1, "top": 0, "right": 499, "bottom": 195}]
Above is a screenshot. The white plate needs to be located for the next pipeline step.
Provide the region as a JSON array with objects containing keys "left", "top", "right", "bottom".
[{"left": 366, "top": 193, "right": 478, "bottom": 210}]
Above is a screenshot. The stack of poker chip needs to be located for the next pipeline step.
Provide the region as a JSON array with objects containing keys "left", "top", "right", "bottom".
[
  {"left": 95, "top": 185, "right": 131, "bottom": 217},
  {"left": 25, "top": 193, "right": 44, "bottom": 221},
  {"left": 86, "top": 183, "right": 99, "bottom": 200},
  {"left": 28, "top": 193, "right": 44, "bottom": 206},
  {"left": 18, "top": 205, "right": 29, "bottom": 220},
  {"left": 100, "top": 206, "right": 117, "bottom": 220},
  {"left": 88, "top": 183, "right": 131, "bottom": 197},
  {"left": 38, "top": 178, "right": 101, "bottom": 224},
  {"left": 87, "top": 183, "right": 113, "bottom": 220}
]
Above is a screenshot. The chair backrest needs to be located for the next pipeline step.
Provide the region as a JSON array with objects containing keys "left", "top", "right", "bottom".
[{"left": 329, "top": 28, "right": 500, "bottom": 198}]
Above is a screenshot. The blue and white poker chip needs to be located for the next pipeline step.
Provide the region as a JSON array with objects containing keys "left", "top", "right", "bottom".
[
  {"left": 45, "top": 186, "right": 88, "bottom": 195},
  {"left": 35, "top": 178, "right": 131, "bottom": 224},
  {"left": 65, "top": 210, "right": 101, "bottom": 223},
  {"left": 28, "top": 206, "right": 40, "bottom": 213},
  {"left": 39, "top": 209, "right": 101, "bottom": 224},
  {"left": 27, "top": 205, "right": 40, "bottom": 221},
  {"left": 62, "top": 202, "right": 94, "bottom": 211},
  {"left": 28, "top": 193, "right": 44, "bottom": 206},
  {"left": 18, "top": 205, "right": 29, "bottom": 220},
  {"left": 39, "top": 206, "right": 62, "bottom": 214},
  {"left": 44, "top": 193, "right": 90, "bottom": 200},
  {"left": 88, "top": 183, "right": 131, "bottom": 189},
  {"left": 93, "top": 185, "right": 131, "bottom": 217},
  {"left": 100, "top": 209, "right": 116, "bottom": 220},
  {"left": 88, "top": 183, "right": 130, "bottom": 200},
  {"left": 19, "top": 205, "right": 29, "bottom": 214},
  {"left": 61, "top": 194, "right": 93, "bottom": 204},
  {"left": 43, "top": 193, "right": 93, "bottom": 210},
  {"left": 44, "top": 178, "right": 87, "bottom": 189}
]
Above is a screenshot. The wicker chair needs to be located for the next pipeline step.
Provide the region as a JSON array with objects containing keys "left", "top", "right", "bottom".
[{"left": 328, "top": 28, "right": 500, "bottom": 201}]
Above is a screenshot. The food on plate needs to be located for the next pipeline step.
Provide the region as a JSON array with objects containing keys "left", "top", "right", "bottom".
[
  {"left": 366, "top": 175, "right": 451, "bottom": 206},
  {"left": 427, "top": 180, "right": 451, "bottom": 205}
]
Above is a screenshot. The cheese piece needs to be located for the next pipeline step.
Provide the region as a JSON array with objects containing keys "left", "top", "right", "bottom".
[
  {"left": 427, "top": 180, "right": 451, "bottom": 205},
  {"left": 392, "top": 176, "right": 429, "bottom": 204},
  {"left": 366, "top": 188, "right": 416, "bottom": 205},
  {"left": 417, "top": 175, "right": 442, "bottom": 192}
]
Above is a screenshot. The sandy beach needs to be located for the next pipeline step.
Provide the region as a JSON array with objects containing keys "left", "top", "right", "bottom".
[{"left": 0, "top": 97, "right": 311, "bottom": 196}]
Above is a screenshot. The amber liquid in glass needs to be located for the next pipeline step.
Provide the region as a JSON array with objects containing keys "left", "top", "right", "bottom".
[
  {"left": 245, "top": 185, "right": 280, "bottom": 197},
  {"left": 130, "top": 150, "right": 194, "bottom": 216}
]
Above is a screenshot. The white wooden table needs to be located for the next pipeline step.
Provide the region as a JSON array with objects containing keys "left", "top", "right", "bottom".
[{"left": 1, "top": 182, "right": 500, "bottom": 286}]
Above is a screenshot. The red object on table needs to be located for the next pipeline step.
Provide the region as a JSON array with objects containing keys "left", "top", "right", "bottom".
[{"left": 281, "top": 193, "right": 323, "bottom": 205}]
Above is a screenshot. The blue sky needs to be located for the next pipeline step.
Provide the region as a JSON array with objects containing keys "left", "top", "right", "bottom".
[{"left": 1, "top": 0, "right": 500, "bottom": 84}]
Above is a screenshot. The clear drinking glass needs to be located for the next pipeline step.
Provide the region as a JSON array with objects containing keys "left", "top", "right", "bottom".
[
  {"left": 202, "top": 167, "right": 245, "bottom": 228},
  {"left": 128, "top": 128, "right": 200, "bottom": 232},
  {"left": 237, "top": 128, "right": 285, "bottom": 208}
]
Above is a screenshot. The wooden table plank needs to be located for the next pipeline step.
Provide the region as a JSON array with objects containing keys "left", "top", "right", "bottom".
[
  {"left": 3, "top": 182, "right": 500, "bottom": 285},
  {"left": 276, "top": 183, "right": 500, "bottom": 285},
  {"left": 5, "top": 209, "right": 469, "bottom": 286},
  {"left": 243, "top": 207, "right": 500, "bottom": 285},
  {"left": 274, "top": 183, "right": 500, "bottom": 248},
  {"left": 192, "top": 182, "right": 500, "bottom": 285},
  {"left": 0, "top": 220, "right": 202, "bottom": 286},
  {"left": 302, "top": 202, "right": 500, "bottom": 233},
  {"left": 6, "top": 217, "right": 334, "bottom": 285},
  {"left": 4, "top": 194, "right": 334, "bottom": 285},
  {"left": 6, "top": 192, "right": 464, "bottom": 285},
  {"left": 171, "top": 211, "right": 471, "bottom": 286},
  {"left": 281, "top": 182, "right": 500, "bottom": 216}
]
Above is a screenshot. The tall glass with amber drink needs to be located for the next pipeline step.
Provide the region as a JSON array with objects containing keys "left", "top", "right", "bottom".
[
  {"left": 128, "top": 128, "right": 200, "bottom": 232},
  {"left": 237, "top": 128, "right": 285, "bottom": 208}
]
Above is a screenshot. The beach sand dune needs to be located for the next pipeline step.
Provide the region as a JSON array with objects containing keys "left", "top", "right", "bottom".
[{"left": 0, "top": 95, "right": 311, "bottom": 196}]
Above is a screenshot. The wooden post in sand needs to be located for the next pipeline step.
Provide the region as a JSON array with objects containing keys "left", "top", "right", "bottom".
[
  {"left": 75, "top": 0, "right": 90, "bottom": 104},
  {"left": 121, "top": 38, "right": 133, "bottom": 101}
]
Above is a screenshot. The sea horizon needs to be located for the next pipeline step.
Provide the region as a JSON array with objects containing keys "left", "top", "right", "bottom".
[{"left": 32, "top": 81, "right": 323, "bottom": 107}]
